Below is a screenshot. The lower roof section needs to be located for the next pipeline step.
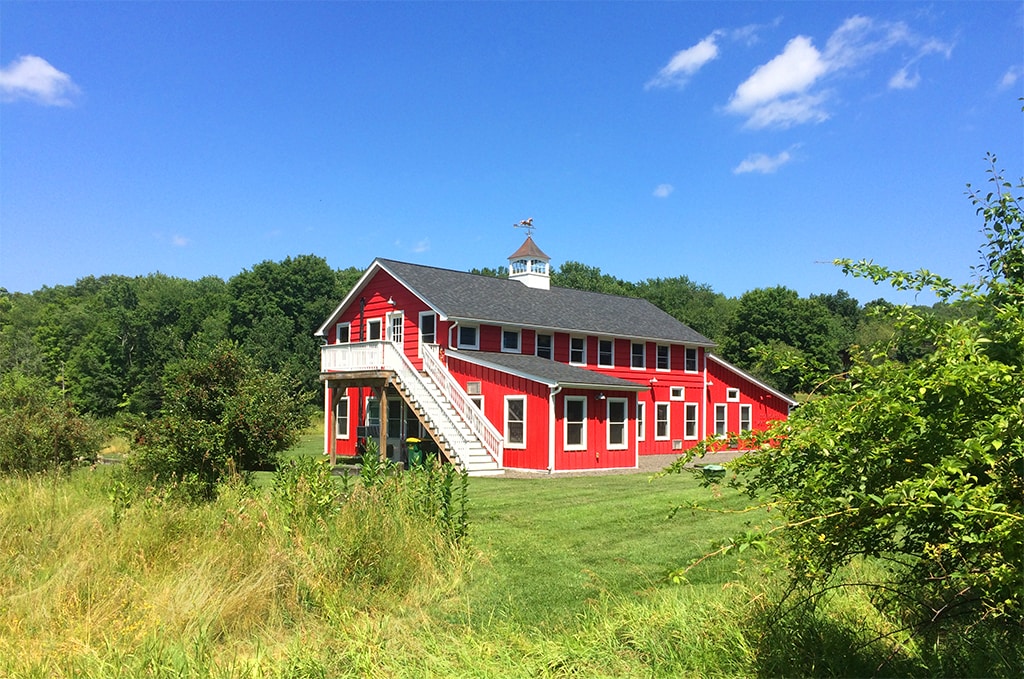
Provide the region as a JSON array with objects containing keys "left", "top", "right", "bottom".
[{"left": 446, "top": 349, "right": 648, "bottom": 391}]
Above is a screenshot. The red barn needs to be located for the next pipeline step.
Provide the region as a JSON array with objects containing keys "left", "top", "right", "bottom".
[{"left": 316, "top": 236, "right": 795, "bottom": 474}]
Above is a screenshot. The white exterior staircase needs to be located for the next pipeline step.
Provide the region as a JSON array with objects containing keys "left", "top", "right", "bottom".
[{"left": 323, "top": 341, "right": 504, "bottom": 476}]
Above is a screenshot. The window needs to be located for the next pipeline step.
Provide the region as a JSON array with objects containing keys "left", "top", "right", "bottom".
[
  {"left": 670, "top": 386, "right": 685, "bottom": 401},
  {"left": 569, "top": 337, "right": 586, "bottom": 365},
  {"left": 336, "top": 322, "right": 350, "bottom": 344},
  {"left": 714, "top": 404, "right": 728, "bottom": 437},
  {"left": 366, "top": 318, "right": 382, "bottom": 341},
  {"left": 504, "top": 396, "right": 526, "bottom": 448},
  {"left": 335, "top": 395, "right": 349, "bottom": 439},
  {"left": 607, "top": 398, "right": 628, "bottom": 449},
  {"left": 366, "top": 397, "right": 380, "bottom": 428},
  {"left": 458, "top": 325, "right": 479, "bottom": 350},
  {"left": 419, "top": 312, "right": 436, "bottom": 348},
  {"left": 536, "top": 333, "right": 552, "bottom": 359},
  {"left": 631, "top": 342, "right": 645, "bottom": 369},
  {"left": 388, "top": 311, "right": 404, "bottom": 345},
  {"left": 684, "top": 403, "right": 699, "bottom": 440},
  {"left": 470, "top": 395, "right": 484, "bottom": 411},
  {"left": 684, "top": 347, "right": 698, "bottom": 372},
  {"left": 739, "top": 404, "right": 752, "bottom": 433},
  {"left": 387, "top": 399, "right": 403, "bottom": 439},
  {"left": 656, "top": 345, "right": 670, "bottom": 371},
  {"left": 564, "top": 396, "right": 587, "bottom": 450},
  {"left": 655, "top": 402, "right": 670, "bottom": 440},
  {"left": 726, "top": 388, "right": 740, "bottom": 402},
  {"left": 502, "top": 328, "right": 521, "bottom": 353},
  {"left": 598, "top": 339, "right": 614, "bottom": 367},
  {"left": 636, "top": 402, "right": 646, "bottom": 441}
]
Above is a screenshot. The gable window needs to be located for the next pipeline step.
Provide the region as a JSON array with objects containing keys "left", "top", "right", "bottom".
[
  {"left": 656, "top": 345, "right": 670, "bottom": 371},
  {"left": 670, "top": 386, "right": 685, "bottom": 401},
  {"left": 654, "top": 402, "right": 670, "bottom": 440},
  {"left": 714, "top": 404, "right": 728, "bottom": 437},
  {"left": 598, "top": 339, "right": 614, "bottom": 367},
  {"left": 631, "top": 342, "right": 645, "bottom": 369},
  {"left": 502, "top": 328, "right": 521, "bottom": 353},
  {"left": 335, "top": 322, "right": 350, "bottom": 344},
  {"left": 726, "top": 388, "right": 740, "bottom": 402},
  {"left": 504, "top": 396, "right": 526, "bottom": 448},
  {"left": 684, "top": 403, "right": 699, "bottom": 440},
  {"left": 569, "top": 337, "right": 586, "bottom": 365},
  {"left": 636, "top": 401, "right": 646, "bottom": 441},
  {"left": 739, "top": 404, "right": 752, "bottom": 433},
  {"left": 684, "top": 347, "right": 698, "bottom": 373},
  {"left": 564, "top": 396, "right": 587, "bottom": 450},
  {"left": 335, "top": 395, "right": 349, "bottom": 439},
  {"left": 366, "top": 318, "right": 382, "bottom": 341},
  {"left": 419, "top": 312, "right": 436, "bottom": 348},
  {"left": 607, "top": 398, "right": 628, "bottom": 450},
  {"left": 536, "top": 333, "right": 552, "bottom": 359},
  {"left": 458, "top": 325, "right": 479, "bottom": 350}
]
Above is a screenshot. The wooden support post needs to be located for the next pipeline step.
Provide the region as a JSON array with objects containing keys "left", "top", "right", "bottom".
[
  {"left": 326, "top": 385, "right": 337, "bottom": 466},
  {"left": 378, "top": 385, "right": 388, "bottom": 462}
]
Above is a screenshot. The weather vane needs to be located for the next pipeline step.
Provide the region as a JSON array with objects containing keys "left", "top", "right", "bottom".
[{"left": 513, "top": 217, "right": 536, "bottom": 238}]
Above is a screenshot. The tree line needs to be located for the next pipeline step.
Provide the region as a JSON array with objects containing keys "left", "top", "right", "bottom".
[{"left": 1, "top": 252, "right": 963, "bottom": 424}]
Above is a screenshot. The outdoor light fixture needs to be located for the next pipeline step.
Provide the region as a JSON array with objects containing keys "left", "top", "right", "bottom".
[
  {"left": 597, "top": 392, "right": 606, "bottom": 400},
  {"left": 387, "top": 296, "right": 396, "bottom": 306}
]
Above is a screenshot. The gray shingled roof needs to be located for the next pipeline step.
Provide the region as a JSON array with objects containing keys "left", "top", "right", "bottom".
[
  {"left": 447, "top": 350, "right": 648, "bottom": 390},
  {"left": 378, "top": 259, "right": 713, "bottom": 346}
]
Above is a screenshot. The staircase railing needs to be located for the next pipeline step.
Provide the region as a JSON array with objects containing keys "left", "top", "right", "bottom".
[{"left": 421, "top": 344, "right": 504, "bottom": 468}]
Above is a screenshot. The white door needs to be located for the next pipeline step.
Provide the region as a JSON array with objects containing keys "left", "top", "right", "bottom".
[{"left": 387, "top": 311, "right": 404, "bottom": 350}]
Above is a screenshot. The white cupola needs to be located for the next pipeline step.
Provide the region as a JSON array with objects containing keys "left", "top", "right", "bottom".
[{"left": 508, "top": 235, "right": 551, "bottom": 290}]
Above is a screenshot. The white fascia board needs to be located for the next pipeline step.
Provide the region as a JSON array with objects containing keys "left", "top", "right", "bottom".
[
  {"left": 707, "top": 353, "right": 799, "bottom": 406},
  {"left": 314, "top": 259, "right": 446, "bottom": 337},
  {"left": 446, "top": 351, "right": 557, "bottom": 388}
]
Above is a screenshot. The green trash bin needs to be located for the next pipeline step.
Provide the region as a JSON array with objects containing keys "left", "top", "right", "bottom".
[{"left": 406, "top": 437, "right": 423, "bottom": 468}]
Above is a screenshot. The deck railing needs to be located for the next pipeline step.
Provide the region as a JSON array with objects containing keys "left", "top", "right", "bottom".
[
  {"left": 321, "top": 341, "right": 503, "bottom": 468},
  {"left": 421, "top": 344, "right": 504, "bottom": 467}
]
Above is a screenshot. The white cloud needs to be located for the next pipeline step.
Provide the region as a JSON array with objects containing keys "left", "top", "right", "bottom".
[
  {"left": 646, "top": 33, "right": 721, "bottom": 89},
  {"left": 652, "top": 184, "right": 674, "bottom": 198},
  {"left": 1000, "top": 65, "right": 1024, "bottom": 89},
  {"left": 888, "top": 66, "right": 920, "bottom": 90},
  {"left": 172, "top": 235, "right": 190, "bottom": 247},
  {"left": 733, "top": 150, "right": 793, "bottom": 175},
  {"left": 412, "top": 238, "right": 430, "bottom": 253},
  {"left": 0, "top": 55, "right": 80, "bottom": 106},
  {"left": 726, "top": 16, "right": 951, "bottom": 129}
]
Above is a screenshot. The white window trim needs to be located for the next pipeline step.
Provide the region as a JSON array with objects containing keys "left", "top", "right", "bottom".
[
  {"left": 335, "top": 396, "right": 350, "bottom": 439},
  {"left": 739, "top": 404, "right": 752, "bottom": 433},
  {"left": 607, "top": 397, "right": 629, "bottom": 450},
  {"left": 656, "top": 344, "right": 671, "bottom": 372},
  {"left": 630, "top": 342, "right": 646, "bottom": 370},
  {"left": 366, "top": 318, "right": 383, "bottom": 342},
  {"left": 654, "top": 402, "right": 670, "bottom": 441},
  {"left": 670, "top": 386, "right": 685, "bottom": 401},
  {"left": 458, "top": 324, "right": 480, "bottom": 350},
  {"left": 684, "top": 346, "right": 699, "bottom": 373},
  {"left": 636, "top": 401, "right": 646, "bottom": 442},
  {"left": 336, "top": 322, "right": 351, "bottom": 345},
  {"left": 564, "top": 396, "right": 587, "bottom": 451},
  {"left": 535, "top": 333, "right": 553, "bottom": 360},
  {"left": 726, "top": 388, "right": 740, "bottom": 402},
  {"left": 504, "top": 395, "right": 526, "bottom": 449},
  {"left": 714, "top": 403, "right": 728, "bottom": 438},
  {"left": 501, "top": 327, "right": 522, "bottom": 354},
  {"left": 418, "top": 311, "right": 436, "bottom": 356},
  {"left": 684, "top": 403, "right": 699, "bottom": 440},
  {"left": 598, "top": 338, "right": 615, "bottom": 368},
  {"left": 569, "top": 336, "right": 587, "bottom": 366}
]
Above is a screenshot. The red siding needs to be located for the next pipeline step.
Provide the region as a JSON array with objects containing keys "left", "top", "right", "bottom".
[{"left": 705, "top": 358, "right": 791, "bottom": 438}]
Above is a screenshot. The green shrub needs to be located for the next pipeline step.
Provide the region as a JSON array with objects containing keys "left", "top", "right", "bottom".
[{"left": 0, "top": 371, "right": 100, "bottom": 473}]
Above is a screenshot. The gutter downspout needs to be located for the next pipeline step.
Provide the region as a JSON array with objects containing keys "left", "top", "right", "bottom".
[
  {"left": 548, "top": 385, "right": 562, "bottom": 473},
  {"left": 702, "top": 350, "right": 709, "bottom": 441}
]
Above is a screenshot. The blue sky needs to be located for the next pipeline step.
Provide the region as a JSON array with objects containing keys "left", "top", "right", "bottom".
[{"left": 2, "top": 2, "right": 1022, "bottom": 306}]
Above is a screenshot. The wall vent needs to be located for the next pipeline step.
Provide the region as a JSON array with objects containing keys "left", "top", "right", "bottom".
[
  {"left": 672, "top": 439, "right": 683, "bottom": 450},
  {"left": 467, "top": 381, "right": 482, "bottom": 395}
]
